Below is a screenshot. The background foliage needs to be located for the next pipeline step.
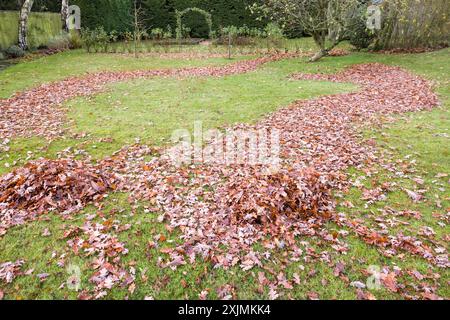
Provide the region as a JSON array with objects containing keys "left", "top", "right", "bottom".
[
  {"left": 0, "top": 11, "right": 61, "bottom": 50},
  {"left": 375, "top": 0, "right": 449, "bottom": 49},
  {"left": 0, "top": 0, "right": 448, "bottom": 49},
  {"left": 0, "top": 0, "right": 60, "bottom": 11},
  {"left": 0, "top": 0, "right": 266, "bottom": 37},
  {"left": 70, "top": 0, "right": 133, "bottom": 34},
  {"left": 143, "top": 0, "right": 266, "bottom": 38}
]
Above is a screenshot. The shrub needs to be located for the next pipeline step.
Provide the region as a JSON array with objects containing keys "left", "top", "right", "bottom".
[
  {"left": 122, "top": 31, "right": 133, "bottom": 42},
  {"left": 264, "top": 23, "right": 284, "bottom": 50},
  {"left": 68, "top": 32, "right": 83, "bottom": 49},
  {"left": 180, "top": 26, "right": 191, "bottom": 39},
  {"left": 154, "top": 26, "right": 173, "bottom": 46},
  {"left": 81, "top": 28, "right": 96, "bottom": 52},
  {"left": 94, "top": 27, "right": 110, "bottom": 52},
  {"left": 373, "top": 0, "right": 449, "bottom": 50},
  {"left": 264, "top": 23, "right": 284, "bottom": 40},
  {"left": 81, "top": 27, "right": 112, "bottom": 53},
  {"left": 4, "top": 45, "right": 26, "bottom": 59},
  {"left": 109, "top": 30, "right": 119, "bottom": 43},
  {"left": 164, "top": 25, "right": 173, "bottom": 39},
  {"left": 0, "top": 52, "right": 4, "bottom": 60},
  {"left": 347, "top": 1, "right": 374, "bottom": 50},
  {"left": 348, "top": 19, "right": 374, "bottom": 50},
  {"left": 221, "top": 26, "right": 239, "bottom": 38},
  {"left": 47, "top": 34, "right": 70, "bottom": 51},
  {"left": 248, "top": 28, "right": 264, "bottom": 38},
  {"left": 209, "top": 30, "right": 218, "bottom": 39},
  {"left": 150, "top": 28, "right": 164, "bottom": 40},
  {"left": 215, "top": 25, "right": 269, "bottom": 46},
  {"left": 219, "top": 26, "right": 268, "bottom": 42}
]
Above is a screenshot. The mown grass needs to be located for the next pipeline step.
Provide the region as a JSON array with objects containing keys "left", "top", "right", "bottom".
[
  {"left": 0, "top": 44, "right": 448, "bottom": 300},
  {"left": 0, "top": 37, "right": 350, "bottom": 100},
  {"left": 65, "top": 60, "right": 355, "bottom": 156},
  {"left": 0, "top": 55, "right": 356, "bottom": 172},
  {"left": 0, "top": 49, "right": 252, "bottom": 99}
]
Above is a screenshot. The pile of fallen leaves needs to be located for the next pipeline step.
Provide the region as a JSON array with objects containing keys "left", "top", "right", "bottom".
[
  {"left": 328, "top": 48, "right": 350, "bottom": 57},
  {"left": 219, "top": 167, "right": 334, "bottom": 225},
  {"left": 0, "top": 159, "right": 119, "bottom": 236},
  {"left": 290, "top": 63, "right": 439, "bottom": 116}
]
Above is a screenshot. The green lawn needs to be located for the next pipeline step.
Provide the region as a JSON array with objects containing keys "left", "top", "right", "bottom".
[
  {"left": 65, "top": 60, "right": 355, "bottom": 157},
  {"left": 0, "top": 49, "right": 252, "bottom": 99},
  {"left": 0, "top": 43, "right": 448, "bottom": 300},
  {"left": 0, "top": 37, "right": 346, "bottom": 99}
]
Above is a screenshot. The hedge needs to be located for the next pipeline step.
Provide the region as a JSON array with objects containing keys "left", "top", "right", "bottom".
[
  {"left": 71, "top": 0, "right": 133, "bottom": 34},
  {"left": 143, "top": 0, "right": 267, "bottom": 38},
  {"left": 0, "top": 11, "right": 62, "bottom": 50},
  {"left": 70, "top": 0, "right": 266, "bottom": 37},
  {"left": 1, "top": 1, "right": 267, "bottom": 39}
]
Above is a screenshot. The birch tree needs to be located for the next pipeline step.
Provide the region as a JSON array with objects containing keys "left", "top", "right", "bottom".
[
  {"left": 18, "top": 0, "right": 34, "bottom": 50},
  {"left": 61, "top": 0, "right": 69, "bottom": 33}
]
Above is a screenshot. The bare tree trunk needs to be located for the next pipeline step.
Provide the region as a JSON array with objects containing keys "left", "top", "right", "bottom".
[
  {"left": 18, "top": 0, "right": 34, "bottom": 50},
  {"left": 309, "top": 31, "right": 329, "bottom": 62},
  {"left": 133, "top": 0, "right": 138, "bottom": 58},
  {"left": 61, "top": 0, "right": 69, "bottom": 33},
  {"left": 309, "top": 29, "right": 342, "bottom": 62},
  {"left": 228, "top": 32, "right": 232, "bottom": 59},
  {"left": 309, "top": 49, "right": 329, "bottom": 62}
]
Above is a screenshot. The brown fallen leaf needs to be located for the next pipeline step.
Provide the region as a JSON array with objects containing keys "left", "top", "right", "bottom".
[
  {"left": 381, "top": 272, "right": 398, "bottom": 293},
  {"left": 42, "top": 228, "right": 51, "bottom": 237},
  {"left": 199, "top": 290, "right": 209, "bottom": 300},
  {"left": 333, "top": 262, "right": 346, "bottom": 277},
  {"left": 307, "top": 292, "right": 320, "bottom": 300},
  {"left": 37, "top": 273, "right": 49, "bottom": 282},
  {"left": 404, "top": 189, "right": 423, "bottom": 202},
  {"left": 356, "top": 289, "right": 377, "bottom": 300}
]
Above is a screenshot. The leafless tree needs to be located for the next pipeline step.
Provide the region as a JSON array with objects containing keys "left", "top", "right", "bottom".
[
  {"left": 132, "top": 0, "right": 147, "bottom": 58},
  {"left": 253, "top": 0, "right": 359, "bottom": 61}
]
